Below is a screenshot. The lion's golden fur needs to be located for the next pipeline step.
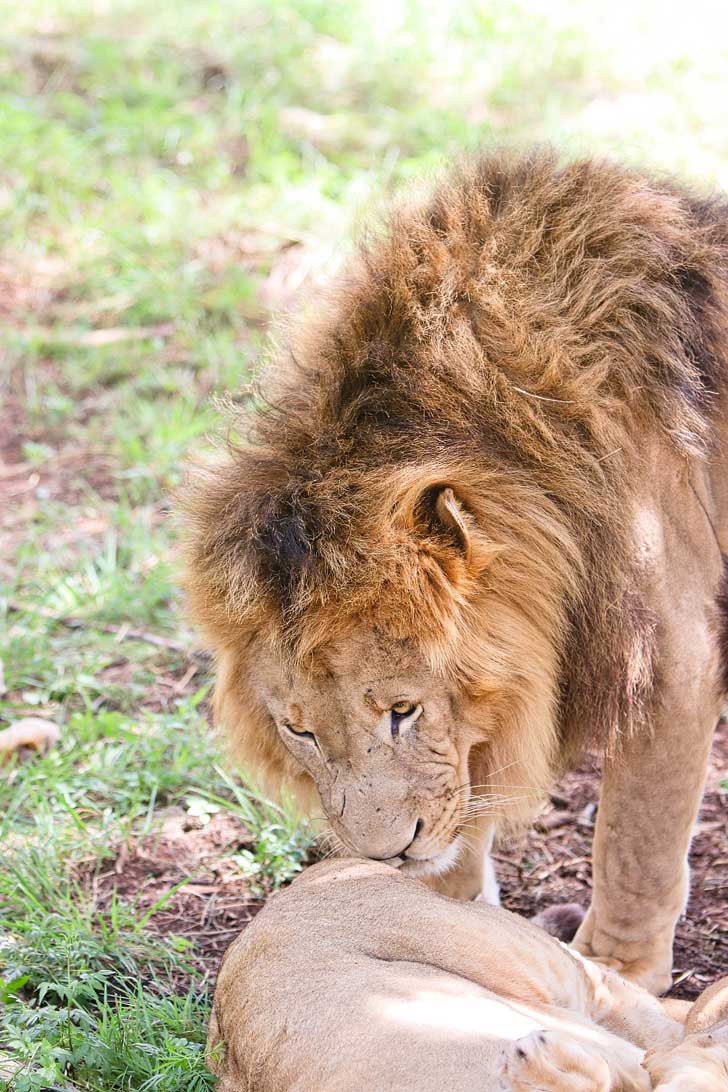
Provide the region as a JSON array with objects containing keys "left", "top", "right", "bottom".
[{"left": 182, "top": 148, "right": 728, "bottom": 815}]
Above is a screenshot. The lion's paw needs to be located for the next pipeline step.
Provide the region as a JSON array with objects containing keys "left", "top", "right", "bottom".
[
  {"left": 579, "top": 953, "right": 672, "bottom": 998},
  {"left": 572, "top": 924, "right": 672, "bottom": 996},
  {"left": 496, "top": 1029, "right": 649, "bottom": 1092}
]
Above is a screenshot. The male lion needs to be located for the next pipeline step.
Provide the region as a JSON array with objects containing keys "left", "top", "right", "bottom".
[
  {"left": 183, "top": 149, "right": 728, "bottom": 994},
  {"left": 207, "top": 859, "right": 728, "bottom": 1091}
]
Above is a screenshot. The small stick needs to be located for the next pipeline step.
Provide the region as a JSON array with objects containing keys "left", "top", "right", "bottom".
[{"left": 7, "top": 599, "right": 190, "bottom": 654}]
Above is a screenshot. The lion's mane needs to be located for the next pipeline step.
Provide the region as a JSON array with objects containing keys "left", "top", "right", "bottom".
[{"left": 182, "top": 148, "right": 728, "bottom": 797}]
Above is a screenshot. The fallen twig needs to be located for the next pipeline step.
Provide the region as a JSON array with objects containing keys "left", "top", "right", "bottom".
[
  {"left": 8, "top": 599, "right": 190, "bottom": 654},
  {"left": 15, "top": 322, "right": 175, "bottom": 347}
]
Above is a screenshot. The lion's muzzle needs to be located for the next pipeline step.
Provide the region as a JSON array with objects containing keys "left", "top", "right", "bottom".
[{"left": 324, "top": 773, "right": 432, "bottom": 863}]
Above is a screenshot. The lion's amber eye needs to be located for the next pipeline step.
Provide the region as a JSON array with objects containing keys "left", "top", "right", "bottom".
[{"left": 390, "top": 701, "right": 420, "bottom": 741}]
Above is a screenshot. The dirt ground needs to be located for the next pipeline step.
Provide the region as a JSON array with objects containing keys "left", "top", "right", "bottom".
[{"left": 83, "top": 720, "right": 727, "bottom": 1001}]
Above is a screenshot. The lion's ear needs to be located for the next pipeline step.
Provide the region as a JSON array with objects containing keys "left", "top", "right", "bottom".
[
  {"left": 395, "top": 480, "right": 489, "bottom": 575},
  {"left": 433, "top": 486, "right": 472, "bottom": 564}
]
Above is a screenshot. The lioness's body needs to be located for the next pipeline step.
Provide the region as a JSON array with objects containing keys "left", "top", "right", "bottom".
[
  {"left": 184, "top": 150, "right": 728, "bottom": 993},
  {"left": 208, "top": 860, "right": 728, "bottom": 1091}
]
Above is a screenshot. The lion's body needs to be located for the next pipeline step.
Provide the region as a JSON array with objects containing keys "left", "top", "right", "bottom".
[
  {"left": 184, "top": 150, "right": 728, "bottom": 992},
  {"left": 207, "top": 860, "right": 728, "bottom": 1091}
]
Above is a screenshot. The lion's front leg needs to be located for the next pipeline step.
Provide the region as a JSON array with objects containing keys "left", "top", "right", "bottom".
[{"left": 573, "top": 617, "right": 720, "bottom": 995}]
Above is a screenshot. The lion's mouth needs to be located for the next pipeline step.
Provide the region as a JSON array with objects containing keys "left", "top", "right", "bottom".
[{"left": 396, "top": 836, "right": 462, "bottom": 878}]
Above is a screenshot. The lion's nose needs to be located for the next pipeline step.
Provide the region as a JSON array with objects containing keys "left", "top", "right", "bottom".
[{"left": 367, "top": 817, "right": 424, "bottom": 862}]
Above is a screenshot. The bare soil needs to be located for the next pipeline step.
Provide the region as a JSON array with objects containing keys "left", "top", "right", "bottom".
[{"left": 79, "top": 808, "right": 264, "bottom": 986}]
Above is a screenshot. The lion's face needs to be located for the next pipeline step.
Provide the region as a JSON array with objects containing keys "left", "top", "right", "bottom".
[{"left": 251, "top": 627, "right": 489, "bottom": 877}]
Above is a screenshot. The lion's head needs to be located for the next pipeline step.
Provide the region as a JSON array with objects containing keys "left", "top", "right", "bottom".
[
  {"left": 182, "top": 149, "right": 712, "bottom": 871},
  {"left": 242, "top": 626, "right": 477, "bottom": 871},
  {"left": 184, "top": 448, "right": 577, "bottom": 875}
]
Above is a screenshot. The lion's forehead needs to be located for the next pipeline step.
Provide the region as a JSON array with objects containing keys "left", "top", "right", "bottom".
[
  {"left": 321, "top": 633, "right": 434, "bottom": 685},
  {"left": 255, "top": 630, "right": 445, "bottom": 705},
  {"left": 281, "top": 674, "right": 453, "bottom": 727}
]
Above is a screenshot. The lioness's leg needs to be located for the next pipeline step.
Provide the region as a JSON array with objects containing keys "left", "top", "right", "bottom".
[
  {"left": 495, "top": 957, "right": 680, "bottom": 1092},
  {"left": 645, "top": 977, "right": 728, "bottom": 1091},
  {"left": 644, "top": 1024, "right": 728, "bottom": 1091}
]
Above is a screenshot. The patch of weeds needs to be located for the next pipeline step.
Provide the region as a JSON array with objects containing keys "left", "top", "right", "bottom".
[
  {"left": 0, "top": 695, "right": 217, "bottom": 836},
  {"left": 0, "top": 834, "right": 209, "bottom": 1091},
  {"left": 230, "top": 823, "right": 310, "bottom": 897},
  {"left": 0, "top": 835, "right": 192, "bottom": 986},
  {"left": 2, "top": 983, "right": 214, "bottom": 1092},
  {"left": 0, "top": 684, "right": 310, "bottom": 1088},
  {"left": 194, "top": 766, "right": 313, "bottom": 896}
]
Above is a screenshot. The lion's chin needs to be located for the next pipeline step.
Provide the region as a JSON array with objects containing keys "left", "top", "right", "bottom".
[{"left": 395, "top": 836, "right": 462, "bottom": 879}]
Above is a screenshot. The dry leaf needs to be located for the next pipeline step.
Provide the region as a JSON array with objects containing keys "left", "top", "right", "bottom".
[{"left": 0, "top": 716, "right": 60, "bottom": 761}]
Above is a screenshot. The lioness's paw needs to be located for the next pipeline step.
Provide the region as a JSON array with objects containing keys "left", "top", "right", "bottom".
[
  {"left": 497, "top": 1030, "right": 610, "bottom": 1090},
  {"left": 496, "top": 1029, "right": 648, "bottom": 1091},
  {"left": 645, "top": 1024, "right": 728, "bottom": 1091}
]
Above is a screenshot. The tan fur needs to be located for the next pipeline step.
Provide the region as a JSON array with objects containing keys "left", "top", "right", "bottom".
[
  {"left": 207, "top": 860, "right": 728, "bottom": 1091},
  {"left": 182, "top": 149, "right": 728, "bottom": 991}
]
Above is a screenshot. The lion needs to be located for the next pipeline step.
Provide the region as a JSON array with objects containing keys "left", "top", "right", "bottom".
[
  {"left": 206, "top": 858, "right": 728, "bottom": 1091},
  {"left": 182, "top": 148, "right": 728, "bottom": 995}
]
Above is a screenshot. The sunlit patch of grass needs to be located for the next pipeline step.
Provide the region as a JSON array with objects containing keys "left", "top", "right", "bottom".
[
  {"left": 7, "top": 524, "right": 174, "bottom": 630},
  {"left": 0, "top": 700, "right": 213, "bottom": 834}
]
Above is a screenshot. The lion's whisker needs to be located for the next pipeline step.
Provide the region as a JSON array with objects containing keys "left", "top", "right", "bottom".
[{"left": 459, "top": 793, "right": 534, "bottom": 809}]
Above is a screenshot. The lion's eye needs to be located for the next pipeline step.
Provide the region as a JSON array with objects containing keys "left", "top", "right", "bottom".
[
  {"left": 283, "top": 721, "right": 316, "bottom": 743},
  {"left": 390, "top": 702, "right": 420, "bottom": 740}
]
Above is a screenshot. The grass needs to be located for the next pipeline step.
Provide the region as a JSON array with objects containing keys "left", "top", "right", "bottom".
[{"left": 2, "top": 0, "right": 728, "bottom": 1087}]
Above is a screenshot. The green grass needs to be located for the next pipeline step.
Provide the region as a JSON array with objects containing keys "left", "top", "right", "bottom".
[
  {"left": 2, "top": 0, "right": 728, "bottom": 1087},
  {"left": 0, "top": 700, "right": 310, "bottom": 1089}
]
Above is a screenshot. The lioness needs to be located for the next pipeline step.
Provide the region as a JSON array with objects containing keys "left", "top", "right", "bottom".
[
  {"left": 207, "top": 859, "right": 728, "bottom": 1091},
  {"left": 183, "top": 149, "right": 728, "bottom": 994}
]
